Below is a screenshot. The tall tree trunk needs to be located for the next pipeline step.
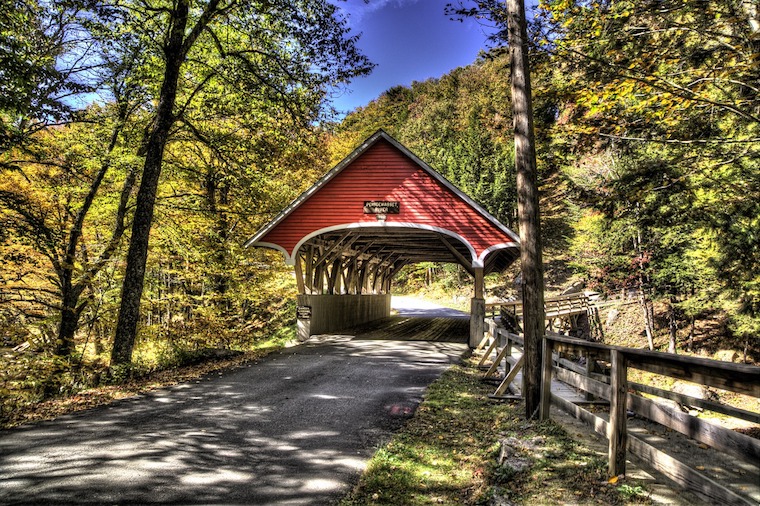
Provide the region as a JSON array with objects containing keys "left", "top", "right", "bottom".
[
  {"left": 507, "top": 0, "right": 545, "bottom": 419},
  {"left": 639, "top": 290, "right": 655, "bottom": 351},
  {"left": 111, "top": 2, "right": 190, "bottom": 365},
  {"left": 667, "top": 296, "right": 678, "bottom": 354},
  {"left": 55, "top": 283, "right": 83, "bottom": 356},
  {"left": 54, "top": 97, "right": 132, "bottom": 356}
]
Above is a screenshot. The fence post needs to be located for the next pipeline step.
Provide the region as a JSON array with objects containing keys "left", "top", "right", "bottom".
[
  {"left": 608, "top": 349, "right": 628, "bottom": 477},
  {"left": 540, "top": 337, "right": 554, "bottom": 420}
]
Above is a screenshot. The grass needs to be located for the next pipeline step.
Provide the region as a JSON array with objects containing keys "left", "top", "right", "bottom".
[
  {"left": 341, "top": 357, "right": 650, "bottom": 505},
  {"left": 0, "top": 326, "right": 296, "bottom": 429}
]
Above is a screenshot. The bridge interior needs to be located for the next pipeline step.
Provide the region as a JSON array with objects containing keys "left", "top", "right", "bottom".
[{"left": 313, "top": 297, "right": 470, "bottom": 344}]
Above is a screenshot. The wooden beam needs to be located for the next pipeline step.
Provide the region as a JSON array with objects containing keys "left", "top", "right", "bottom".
[
  {"left": 608, "top": 350, "right": 628, "bottom": 477},
  {"left": 313, "top": 231, "right": 351, "bottom": 268},
  {"left": 494, "top": 354, "right": 524, "bottom": 396},
  {"left": 630, "top": 381, "right": 760, "bottom": 425},
  {"left": 547, "top": 334, "right": 760, "bottom": 398},
  {"left": 478, "top": 338, "right": 500, "bottom": 368},
  {"left": 439, "top": 235, "right": 475, "bottom": 275},
  {"left": 294, "top": 252, "right": 305, "bottom": 294},
  {"left": 324, "top": 236, "right": 359, "bottom": 267},
  {"left": 627, "top": 389, "right": 760, "bottom": 464},
  {"left": 304, "top": 245, "right": 314, "bottom": 294},
  {"left": 474, "top": 267, "right": 484, "bottom": 299}
]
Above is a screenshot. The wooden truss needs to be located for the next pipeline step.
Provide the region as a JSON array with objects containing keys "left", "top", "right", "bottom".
[{"left": 293, "top": 227, "right": 518, "bottom": 295}]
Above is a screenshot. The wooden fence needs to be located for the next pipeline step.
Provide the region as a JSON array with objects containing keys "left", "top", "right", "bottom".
[
  {"left": 540, "top": 334, "right": 760, "bottom": 505},
  {"left": 476, "top": 320, "right": 760, "bottom": 505},
  {"left": 485, "top": 292, "right": 591, "bottom": 319}
]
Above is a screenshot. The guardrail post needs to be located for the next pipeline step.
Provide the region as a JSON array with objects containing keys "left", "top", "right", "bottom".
[
  {"left": 540, "top": 337, "right": 554, "bottom": 420},
  {"left": 584, "top": 351, "right": 594, "bottom": 401},
  {"left": 609, "top": 349, "right": 628, "bottom": 477}
]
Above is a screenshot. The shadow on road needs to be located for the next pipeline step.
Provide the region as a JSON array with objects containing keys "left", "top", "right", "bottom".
[{"left": 0, "top": 337, "right": 467, "bottom": 505}]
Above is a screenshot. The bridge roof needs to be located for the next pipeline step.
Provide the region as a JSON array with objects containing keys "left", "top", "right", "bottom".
[{"left": 245, "top": 130, "right": 520, "bottom": 274}]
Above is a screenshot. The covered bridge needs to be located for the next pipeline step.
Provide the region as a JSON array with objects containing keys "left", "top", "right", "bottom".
[{"left": 245, "top": 130, "right": 520, "bottom": 346}]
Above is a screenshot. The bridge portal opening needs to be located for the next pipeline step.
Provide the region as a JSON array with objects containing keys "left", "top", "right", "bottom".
[{"left": 245, "top": 130, "right": 520, "bottom": 346}]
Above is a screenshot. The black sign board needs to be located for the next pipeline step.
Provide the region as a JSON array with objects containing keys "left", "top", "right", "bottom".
[
  {"left": 296, "top": 305, "right": 311, "bottom": 320},
  {"left": 363, "top": 200, "right": 400, "bottom": 214}
]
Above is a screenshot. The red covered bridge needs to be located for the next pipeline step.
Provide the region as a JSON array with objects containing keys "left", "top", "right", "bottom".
[{"left": 245, "top": 130, "right": 520, "bottom": 345}]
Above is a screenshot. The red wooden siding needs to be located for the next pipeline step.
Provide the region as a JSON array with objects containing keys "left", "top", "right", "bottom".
[{"left": 259, "top": 139, "right": 516, "bottom": 261}]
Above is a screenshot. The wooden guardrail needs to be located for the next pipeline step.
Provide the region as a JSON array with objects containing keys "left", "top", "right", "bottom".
[
  {"left": 485, "top": 293, "right": 590, "bottom": 319},
  {"left": 541, "top": 334, "right": 760, "bottom": 505}
]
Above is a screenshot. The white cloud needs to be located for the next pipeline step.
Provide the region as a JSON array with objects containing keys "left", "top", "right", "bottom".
[{"left": 333, "top": 0, "right": 422, "bottom": 28}]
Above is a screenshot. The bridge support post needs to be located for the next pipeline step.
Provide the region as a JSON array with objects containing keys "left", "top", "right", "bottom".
[
  {"left": 470, "top": 267, "right": 485, "bottom": 348},
  {"left": 470, "top": 298, "right": 485, "bottom": 348}
]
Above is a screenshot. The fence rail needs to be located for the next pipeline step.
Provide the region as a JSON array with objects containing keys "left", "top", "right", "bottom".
[
  {"left": 485, "top": 292, "right": 591, "bottom": 319},
  {"left": 477, "top": 320, "right": 760, "bottom": 505},
  {"left": 541, "top": 334, "right": 760, "bottom": 505}
]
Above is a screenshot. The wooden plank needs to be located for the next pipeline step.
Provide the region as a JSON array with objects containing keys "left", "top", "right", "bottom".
[
  {"left": 609, "top": 349, "right": 628, "bottom": 477},
  {"left": 494, "top": 354, "right": 524, "bottom": 396},
  {"left": 557, "top": 357, "right": 609, "bottom": 383},
  {"left": 484, "top": 344, "right": 509, "bottom": 378},
  {"left": 478, "top": 323, "right": 496, "bottom": 351},
  {"left": 551, "top": 392, "right": 610, "bottom": 437},
  {"left": 560, "top": 359, "right": 760, "bottom": 463},
  {"left": 313, "top": 231, "right": 351, "bottom": 268},
  {"left": 497, "top": 329, "right": 525, "bottom": 346},
  {"left": 552, "top": 394, "right": 753, "bottom": 505},
  {"left": 554, "top": 366, "right": 611, "bottom": 400},
  {"left": 477, "top": 336, "right": 499, "bottom": 368},
  {"left": 631, "top": 381, "right": 760, "bottom": 425},
  {"left": 627, "top": 435, "right": 754, "bottom": 506},
  {"left": 547, "top": 335, "right": 760, "bottom": 397},
  {"left": 540, "top": 338, "right": 554, "bottom": 420},
  {"left": 293, "top": 253, "right": 305, "bottom": 294},
  {"left": 626, "top": 392, "right": 760, "bottom": 464},
  {"left": 631, "top": 357, "right": 760, "bottom": 399}
]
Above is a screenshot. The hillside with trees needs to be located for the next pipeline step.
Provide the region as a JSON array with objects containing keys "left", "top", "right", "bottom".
[
  {"left": 1, "top": 0, "right": 757, "bottom": 423},
  {"left": 0, "top": 0, "right": 371, "bottom": 419},
  {"left": 329, "top": 0, "right": 759, "bottom": 361}
]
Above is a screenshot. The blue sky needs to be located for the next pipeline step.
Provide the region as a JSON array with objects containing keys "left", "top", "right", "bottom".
[{"left": 330, "top": 0, "right": 497, "bottom": 114}]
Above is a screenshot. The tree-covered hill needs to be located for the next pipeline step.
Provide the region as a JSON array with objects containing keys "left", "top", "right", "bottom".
[{"left": 328, "top": 0, "right": 759, "bottom": 361}]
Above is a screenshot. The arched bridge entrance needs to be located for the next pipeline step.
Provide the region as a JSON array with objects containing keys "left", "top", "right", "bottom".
[{"left": 245, "top": 130, "right": 520, "bottom": 346}]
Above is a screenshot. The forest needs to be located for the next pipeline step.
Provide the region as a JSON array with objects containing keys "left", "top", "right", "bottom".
[{"left": 1, "top": 0, "right": 758, "bottom": 421}]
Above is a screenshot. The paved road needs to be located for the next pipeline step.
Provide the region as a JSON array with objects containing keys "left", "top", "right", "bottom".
[
  {"left": 391, "top": 296, "right": 469, "bottom": 318},
  {"left": 0, "top": 309, "right": 468, "bottom": 505}
]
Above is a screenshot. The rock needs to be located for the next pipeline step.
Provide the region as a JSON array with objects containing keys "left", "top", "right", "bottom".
[
  {"left": 672, "top": 381, "right": 719, "bottom": 411},
  {"left": 561, "top": 281, "right": 585, "bottom": 295},
  {"left": 714, "top": 349, "right": 739, "bottom": 363},
  {"left": 606, "top": 309, "right": 620, "bottom": 327}
]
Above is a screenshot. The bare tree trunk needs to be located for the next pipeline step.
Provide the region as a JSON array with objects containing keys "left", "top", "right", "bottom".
[
  {"left": 668, "top": 300, "right": 677, "bottom": 354},
  {"left": 686, "top": 315, "right": 695, "bottom": 351},
  {"left": 507, "top": 0, "right": 545, "bottom": 419},
  {"left": 639, "top": 290, "right": 655, "bottom": 351}
]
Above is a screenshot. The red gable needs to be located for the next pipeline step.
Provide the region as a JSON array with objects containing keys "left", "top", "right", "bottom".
[{"left": 246, "top": 130, "right": 519, "bottom": 271}]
